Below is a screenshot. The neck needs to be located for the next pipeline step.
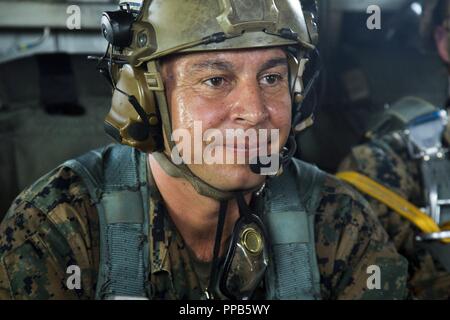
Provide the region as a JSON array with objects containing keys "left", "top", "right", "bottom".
[{"left": 148, "top": 154, "right": 252, "bottom": 262}]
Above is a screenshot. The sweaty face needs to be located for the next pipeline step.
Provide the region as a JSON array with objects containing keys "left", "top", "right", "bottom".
[
  {"left": 161, "top": 48, "right": 292, "bottom": 191},
  {"left": 435, "top": 25, "right": 450, "bottom": 64}
]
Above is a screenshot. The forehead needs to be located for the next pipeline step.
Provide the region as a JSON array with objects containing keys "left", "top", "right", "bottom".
[{"left": 162, "top": 47, "right": 288, "bottom": 72}]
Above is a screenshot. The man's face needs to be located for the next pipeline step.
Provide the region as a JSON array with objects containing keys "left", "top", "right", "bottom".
[
  {"left": 435, "top": 25, "right": 449, "bottom": 64},
  {"left": 161, "top": 48, "right": 292, "bottom": 191}
]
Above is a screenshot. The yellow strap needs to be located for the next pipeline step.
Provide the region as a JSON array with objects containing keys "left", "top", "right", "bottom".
[{"left": 336, "top": 171, "right": 450, "bottom": 244}]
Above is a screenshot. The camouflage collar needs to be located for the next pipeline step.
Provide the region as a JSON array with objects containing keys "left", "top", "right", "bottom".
[
  {"left": 147, "top": 174, "right": 206, "bottom": 299},
  {"left": 146, "top": 160, "right": 186, "bottom": 276}
]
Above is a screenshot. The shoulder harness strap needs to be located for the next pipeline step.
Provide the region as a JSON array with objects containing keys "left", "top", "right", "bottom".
[
  {"left": 263, "top": 158, "right": 325, "bottom": 300},
  {"left": 63, "top": 144, "right": 150, "bottom": 299}
]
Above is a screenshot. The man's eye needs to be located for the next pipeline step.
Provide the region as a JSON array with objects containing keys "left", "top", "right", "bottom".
[
  {"left": 261, "top": 74, "right": 282, "bottom": 86},
  {"left": 203, "top": 77, "right": 226, "bottom": 88}
]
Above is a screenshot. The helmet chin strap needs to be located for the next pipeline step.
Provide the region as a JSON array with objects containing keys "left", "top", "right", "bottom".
[
  {"left": 152, "top": 135, "right": 297, "bottom": 202},
  {"left": 152, "top": 151, "right": 239, "bottom": 201}
]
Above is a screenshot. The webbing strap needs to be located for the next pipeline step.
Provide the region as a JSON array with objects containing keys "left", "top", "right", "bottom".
[
  {"left": 264, "top": 158, "right": 324, "bottom": 300},
  {"left": 336, "top": 171, "right": 450, "bottom": 244},
  {"left": 63, "top": 144, "right": 150, "bottom": 299}
]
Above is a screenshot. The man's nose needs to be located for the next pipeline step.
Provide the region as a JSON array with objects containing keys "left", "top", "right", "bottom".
[{"left": 229, "top": 80, "right": 269, "bottom": 126}]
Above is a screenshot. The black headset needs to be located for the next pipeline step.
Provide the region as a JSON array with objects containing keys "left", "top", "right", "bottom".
[
  {"left": 95, "top": 3, "right": 163, "bottom": 150},
  {"left": 101, "top": 3, "right": 136, "bottom": 48}
]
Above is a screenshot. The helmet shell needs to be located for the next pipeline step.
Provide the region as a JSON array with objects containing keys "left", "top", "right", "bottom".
[{"left": 120, "top": 0, "right": 315, "bottom": 64}]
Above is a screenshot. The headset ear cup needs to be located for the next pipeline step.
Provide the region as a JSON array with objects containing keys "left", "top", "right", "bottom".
[
  {"left": 104, "top": 65, "right": 163, "bottom": 152},
  {"left": 101, "top": 10, "right": 135, "bottom": 48}
]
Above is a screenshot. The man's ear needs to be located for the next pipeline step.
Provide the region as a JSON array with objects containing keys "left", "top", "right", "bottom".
[{"left": 434, "top": 25, "right": 449, "bottom": 63}]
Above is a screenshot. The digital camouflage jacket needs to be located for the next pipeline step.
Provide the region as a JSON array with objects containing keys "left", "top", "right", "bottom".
[{"left": 0, "top": 150, "right": 408, "bottom": 300}]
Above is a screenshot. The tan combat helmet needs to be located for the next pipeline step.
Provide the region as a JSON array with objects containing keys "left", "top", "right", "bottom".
[{"left": 99, "top": 0, "right": 319, "bottom": 200}]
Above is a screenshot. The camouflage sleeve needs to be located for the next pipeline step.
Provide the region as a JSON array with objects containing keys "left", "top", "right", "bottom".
[
  {"left": 337, "top": 135, "right": 421, "bottom": 249},
  {"left": 338, "top": 133, "right": 422, "bottom": 199},
  {"left": 315, "top": 175, "right": 408, "bottom": 300},
  {"left": 0, "top": 167, "right": 99, "bottom": 300},
  {"left": 337, "top": 135, "right": 450, "bottom": 299}
]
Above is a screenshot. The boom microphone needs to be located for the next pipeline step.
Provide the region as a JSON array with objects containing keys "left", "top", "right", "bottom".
[{"left": 249, "top": 135, "right": 297, "bottom": 175}]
